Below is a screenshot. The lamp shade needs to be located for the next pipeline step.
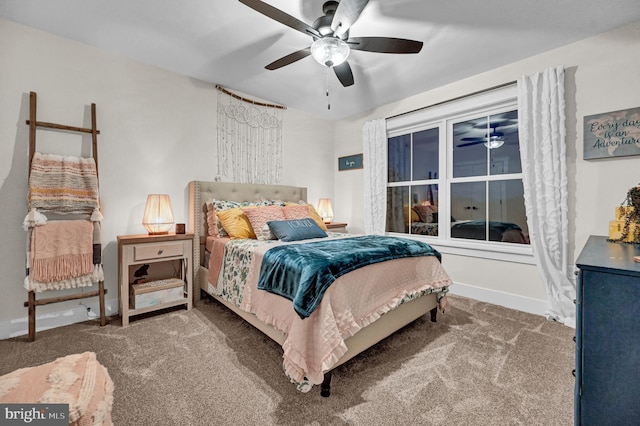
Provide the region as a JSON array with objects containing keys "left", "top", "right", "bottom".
[
  {"left": 142, "top": 194, "right": 174, "bottom": 235},
  {"left": 317, "top": 198, "right": 334, "bottom": 223}
]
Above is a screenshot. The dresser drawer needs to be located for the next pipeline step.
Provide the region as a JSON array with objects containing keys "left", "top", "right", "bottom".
[{"left": 134, "top": 241, "right": 184, "bottom": 261}]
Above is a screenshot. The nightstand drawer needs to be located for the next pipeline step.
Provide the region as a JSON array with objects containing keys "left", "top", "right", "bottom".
[
  {"left": 326, "top": 222, "right": 347, "bottom": 233},
  {"left": 134, "top": 241, "right": 184, "bottom": 261}
]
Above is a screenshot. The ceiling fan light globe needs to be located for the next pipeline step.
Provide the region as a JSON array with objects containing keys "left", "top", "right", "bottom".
[
  {"left": 310, "top": 37, "right": 350, "bottom": 68},
  {"left": 483, "top": 136, "right": 505, "bottom": 149}
]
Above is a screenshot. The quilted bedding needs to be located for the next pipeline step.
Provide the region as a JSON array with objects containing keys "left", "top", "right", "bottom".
[
  {"left": 206, "top": 234, "right": 452, "bottom": 387},
  {"left": 258, "top": 235, "right": 442, "bottom": 319}
]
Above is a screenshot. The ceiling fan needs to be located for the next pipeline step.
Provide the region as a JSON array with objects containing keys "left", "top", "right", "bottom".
[
  {"left": 456, "top": 119, "right": 518, "bottom": 149},
  {"left": 238, "top": 0, "right": 424, "bottom": 87},
  {"left": 457, "top": 130, "right": 506, "bottom": 149}
]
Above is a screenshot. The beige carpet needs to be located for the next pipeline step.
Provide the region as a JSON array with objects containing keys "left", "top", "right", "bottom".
[{"left": 0, "top": 295, "right": 575, "bottom": 425}]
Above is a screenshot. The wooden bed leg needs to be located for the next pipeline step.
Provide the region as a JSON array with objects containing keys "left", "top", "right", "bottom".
[
  {"left": 430, "top": 306, "right": 437, "bottom": 323},
  {"left": 320, "top": 371, "right": 332, "bottom": 397},
  {"left": 99, "top": 280, "right": 106, "bottom": 326},
  {"left": 28, "top": 291, "right": 36, "bottom": 342}
]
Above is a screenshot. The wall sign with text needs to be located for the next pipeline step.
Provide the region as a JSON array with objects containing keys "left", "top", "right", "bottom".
[
  {"left": 338, "top": 153, "right": 363, "bottom": 171},
  {"left": 583, "top": 106, "right": 640, "bottom": 159}
]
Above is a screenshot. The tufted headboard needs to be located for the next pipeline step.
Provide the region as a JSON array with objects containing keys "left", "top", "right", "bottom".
[{"left": 188, "top": 181, "right": 307, "bottom": 286}]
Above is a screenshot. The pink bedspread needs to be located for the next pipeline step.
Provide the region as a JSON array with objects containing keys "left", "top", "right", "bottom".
[{"left": 207, "top": 236, "right": 451, "bottom": 386}]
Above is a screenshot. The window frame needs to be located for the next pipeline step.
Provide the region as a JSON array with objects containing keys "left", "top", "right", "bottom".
[{"left": 386, "top": 85, "right": 534, "bottom": 264}]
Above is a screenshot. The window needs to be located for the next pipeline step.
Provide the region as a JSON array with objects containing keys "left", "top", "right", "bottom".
[{"left": 386, "top": 86, "right": 530, "bottom": 251}]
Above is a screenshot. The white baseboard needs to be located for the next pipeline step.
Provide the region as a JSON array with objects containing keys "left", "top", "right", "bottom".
[
  {"left": 0, "top": 299, "right": 119, "bottom": 340},
  {"left": 448, "top": 281, "right": 550, "bottom": 318}
]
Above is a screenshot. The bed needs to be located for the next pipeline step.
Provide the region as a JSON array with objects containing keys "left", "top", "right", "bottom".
[{"left": 188, "top": 181, "right": 452, "bottom": 396}]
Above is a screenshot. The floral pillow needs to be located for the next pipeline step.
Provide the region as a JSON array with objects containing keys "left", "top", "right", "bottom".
[
  {"left": 206, "top": 199, "right": 241, "bottom": 237},
  {"left": 255, "top": 197, "right": 286, "bottom": 207}
]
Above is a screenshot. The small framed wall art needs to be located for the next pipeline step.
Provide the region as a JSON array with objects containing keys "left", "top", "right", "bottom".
[
  {"left": 583, "top": 106, "right": 640, "bottom": 160},
  {"left": 338, "top": 153, "right": 363, "bottom": 171}
]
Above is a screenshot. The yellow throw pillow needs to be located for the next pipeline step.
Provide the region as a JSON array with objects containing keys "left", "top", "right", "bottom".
[
  {"left": 216, "top": 207, "right": 256, "bottom": 239},
  {"left": 404, "top": 205, "right": 420, "bottom": 224}
]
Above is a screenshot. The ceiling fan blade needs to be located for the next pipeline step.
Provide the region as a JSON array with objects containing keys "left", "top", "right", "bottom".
[
  {"left": 265, "top": 47, "right": 311, "bottom": 70},
  {"left": 347, "top": 37, "right": 423, "bottom": 54},
  {"left": 474, "top": 120, "right": 517, "bottom": 129},
  {"left": 239, "top": 0, "right": 321, "bottom": 39},
  {"left": 331, "top": 0, "right": 370, "bottom": 38},
  {"left": 457, "top": 140, "right": 484, "bottom": 148},
  {"left": 333, "top": 61, "right": 354, "bottom": 87}
]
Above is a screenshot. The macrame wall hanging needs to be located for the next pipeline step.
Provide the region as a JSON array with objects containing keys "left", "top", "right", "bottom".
[{"left": 216, "top": 85, "right": 285, "bottom": 184}]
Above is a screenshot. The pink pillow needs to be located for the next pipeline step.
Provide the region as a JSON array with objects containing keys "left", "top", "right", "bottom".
[
  {"left": 283, "top": 204, "right": 328, "bottom": 231},
  {"left": 282, "top": 204, "right": 311, "bottom": 220},
  {"left": 205, "top": 201, "right": 218, "bottom": 237},
  {"left": 413, "top": 205, "right": 435, "bottom": 223},
  {"left": 242, "top": 205, "right": 285, "bottom": 240}
]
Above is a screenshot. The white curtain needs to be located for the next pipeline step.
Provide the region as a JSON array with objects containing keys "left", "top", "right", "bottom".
[
  {"left": 362, "top": 119, "right": 387, "bottom": 235},
  {"left": 518, "top": 66, "right": 575, "bottom": 327}
]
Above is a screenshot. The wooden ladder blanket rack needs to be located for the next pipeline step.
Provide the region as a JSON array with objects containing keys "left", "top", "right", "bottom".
[{"left": 24, "top": 91, "right": 107, "bottom": 342}]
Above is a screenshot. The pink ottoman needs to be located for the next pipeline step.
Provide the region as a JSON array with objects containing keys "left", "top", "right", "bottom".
[{"left": 0, "top": 352, "right": 113, "bottom": 426}]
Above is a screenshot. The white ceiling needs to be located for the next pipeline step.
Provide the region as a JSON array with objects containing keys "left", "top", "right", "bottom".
[{"left": 2, "top": 0, "right": 639, "bottom": 120}]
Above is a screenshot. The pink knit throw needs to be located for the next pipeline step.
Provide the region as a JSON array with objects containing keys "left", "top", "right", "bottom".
[{"left": 30, "top": 220, "right": 93, "bottom": 283}]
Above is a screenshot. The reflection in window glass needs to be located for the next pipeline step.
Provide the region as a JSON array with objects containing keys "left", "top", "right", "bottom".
[
  {"left": 489, "top": 180, "right": 529, "bottom": 243},
  {"left": 453, "top": 117, "right": 487, "bottom": 178},
  {"left": 450, "top": 181, "right": 486, "bottom": 224},
  {"left": 386, "top": 186, "right": 409, "bottom": 233},
  {"left": 450, "top": 181, "right": 493, "bottom": 242},
  {"left": 388, "top": 135, "right": 410, "bottom": 182},
  {"left": 453, "top": 110, "right": 522, "bottom": 178},
  {"left": 386, "top": 87, "right": 529, "bottom": 249},
  {"left": 489, "top": 111, "right": 522, "bottom": 175},
  {"left": 412, "top": 128, "right": 439, "bottom": 181},
  {"left": 410, "top": 184, "right": 439, "bottom": 236}
]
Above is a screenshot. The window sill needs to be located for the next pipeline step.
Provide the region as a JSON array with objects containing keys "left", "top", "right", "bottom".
[{"left": 390, "top": 233, "right": 536, "bottom": 265}]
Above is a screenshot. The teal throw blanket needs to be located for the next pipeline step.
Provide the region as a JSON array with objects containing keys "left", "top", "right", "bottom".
[{"left": 257, "top": 235, "right": 441, "bottom": 319}]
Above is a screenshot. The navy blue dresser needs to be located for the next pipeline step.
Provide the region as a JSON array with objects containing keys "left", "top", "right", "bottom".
[{"left": 575, "top": 235, "right": 640, "bottom": 425}]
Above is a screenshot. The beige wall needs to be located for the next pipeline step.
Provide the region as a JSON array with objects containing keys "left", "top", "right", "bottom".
[
  {"left": 2, "top": 16, "right": 638, "bottom": 337},
  {"left": 333, "top": 21, "right": 640, "bottom": 314},
  {"left": 0, "top": 19, "right": 335, "bottom": 338}
]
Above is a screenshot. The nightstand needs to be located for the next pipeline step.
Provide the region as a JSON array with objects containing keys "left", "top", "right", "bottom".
[
  {"left": 326, "top": 222, "right": 348, "bottom": 233},
  {"left": 117, "top": 233, "right": 193, "bottom": 326}
]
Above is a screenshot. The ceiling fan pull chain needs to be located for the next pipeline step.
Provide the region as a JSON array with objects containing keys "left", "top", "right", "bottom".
[{"left": 326, "top": 67, "right": 331, "bottom": 110}]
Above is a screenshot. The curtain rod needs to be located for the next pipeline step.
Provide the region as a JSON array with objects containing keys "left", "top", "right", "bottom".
[
  {"left": 386, "top": 80, "right": 517, "bottom": 120},
  {"left": 216, "top": 85, "right": 287, "bottom": 110}
]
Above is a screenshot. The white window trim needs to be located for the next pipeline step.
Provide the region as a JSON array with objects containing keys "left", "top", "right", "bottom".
[{"left": 386, "top": 85, "right": 534, "bottom": 263}]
